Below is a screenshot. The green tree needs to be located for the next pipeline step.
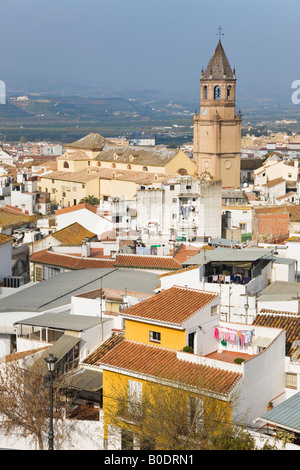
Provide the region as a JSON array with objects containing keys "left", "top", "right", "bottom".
[{"left": 79, "top": 195, "right": 100, "bottom": 207}]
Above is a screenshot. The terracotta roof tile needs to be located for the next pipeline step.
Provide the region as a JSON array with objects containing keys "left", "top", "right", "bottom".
[
  {"left": 83, "top": 331, "right": 125, "bottom": 366},
  {"left": 262, "top": 177, "right": 285, "bottom": 188},
  {"left": 30, "top": 249, "right": 114, "bottom": 270},
  {"left": 253, "top": 312, "right": 300, "bottom": 357},
  {"left": 114, "top": 254, "right": 182, "bottom": 270},
  {"left": 172, "top": 244, "right": 200, "bottom": 263},
  {"left": 93, "top": 339, "right": 241, "bottom": 395},
  {"left": 121, "top": 286, "right": 218, "bottom": 326},
  {"left": 55, "top": 202, "right": 97, "bottom": 215},
  {"left": 42, "top": 167, "right": 176, "bottom": 185}
]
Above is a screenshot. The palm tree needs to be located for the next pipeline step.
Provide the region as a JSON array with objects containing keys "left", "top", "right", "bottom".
[{"left": 79, "top": 195, "right": 100, "bottom": 207}]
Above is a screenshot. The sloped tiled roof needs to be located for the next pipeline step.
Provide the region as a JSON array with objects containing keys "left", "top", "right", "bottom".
[
  {"left": 51, "top": 222, "right": 97, "bottom": 245},
  {"left": 114, "top": 254, "right": 182, "bottom": 271},
  {"left": 121, "top": 286, "right": 218, "bottom": 326},
  {"left": 42, "top": 167, "right": 176, "bottom": 184},
  {"left": 92, "top": 339, "right": 241, "bottom": 395},
  {"left": 262, "top": 177, "right": 285, "bottom": 188},
  {"left": 203, "top": 40, "right": 235, "bottom": 80},
  {"left": 172, "top": 244, "right": 201, "bottom": 263},
  {"left": 55, "top": 203, "right": 97, "bottom": 216},
  {"left": 66, "top": 133, "right": 113, "bottom": 151},
  {"left": 94, "top": 145, "right": 180, "bottom": 167},
  {"left": 253, "top": 311, "right": 300, "bottom": 358},
  {"left": 83, "top": 331, "right": 125, "bottom": 366},
  {"left": 30, "top": 249, "right": 115, "bottom": 270},
  {"left": 57, "top": 150, "right": 91, "bottom": 161},
  {"left": 0, "top": 233, "right": 14, "bottom": 245},
  {"left": 0, "top": 206, "right": 38, "bottom": 229}
]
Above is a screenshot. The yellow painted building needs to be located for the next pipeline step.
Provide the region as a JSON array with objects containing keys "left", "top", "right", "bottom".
[
  {"left": 82, "top": 286, "right": 241, "bottom": 450},
  {"left": 39, "top": 167, "right": 177, "bottom": 206},
  {"left": 58, "top": 132, "right": 196, "bottom": 176},
  {"left": 40, "top": 132, "right": 197, "bottom": 207}
]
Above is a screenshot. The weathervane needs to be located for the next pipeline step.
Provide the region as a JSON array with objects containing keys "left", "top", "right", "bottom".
[{"left": 216, "top": 26, "right": 224, "bottom": 41}]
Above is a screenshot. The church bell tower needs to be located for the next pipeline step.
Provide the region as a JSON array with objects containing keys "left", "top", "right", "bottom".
[{"left": 193, "top": 38, "right": 242, "bottom": 189}]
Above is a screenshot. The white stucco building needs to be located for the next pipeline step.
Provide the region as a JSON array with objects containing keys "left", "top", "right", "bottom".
[
  {"left": 136, "top": 175, "right": 222, "bottom": 242},
  {"left": 55, "top": 202, "right": 113, "bottom": 236}
]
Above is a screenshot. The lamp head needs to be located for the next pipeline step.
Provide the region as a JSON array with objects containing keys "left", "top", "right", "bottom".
[{"left": 45, "top": 353, "right": 57, "bottom": 372}]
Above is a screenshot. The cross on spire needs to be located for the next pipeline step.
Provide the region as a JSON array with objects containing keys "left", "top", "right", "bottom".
[{"left": 216, "top": 26, "right": 224, "bottom": 41}]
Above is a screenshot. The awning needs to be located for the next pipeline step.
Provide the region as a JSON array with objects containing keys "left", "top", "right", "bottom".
[
  {"left": 48, "top": 334, "right": 80, "bottom": 362},
  {"left": 64, "top": 368, "right": 103, "bottom": 392},
  {"left": 253, "top": 337, "right": 273, "bottom": 348}
]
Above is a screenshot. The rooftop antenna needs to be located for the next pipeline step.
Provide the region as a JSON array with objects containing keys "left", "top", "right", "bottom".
[{"left": 216, "top": 25, "right": 224, "bottom": 41}]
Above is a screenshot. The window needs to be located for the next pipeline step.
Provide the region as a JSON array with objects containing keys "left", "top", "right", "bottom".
[
  {"left": 63, "top": 161, "right": 69, "bottom": 168},
  {"left": 211, "top": 305, "right": 218, "bottom": 315},
  {"left": 203, "top": 85, "right": 208, "bottom": 100},
  {"left": 214, "top": 85, "right": 221, "bottom": 100},
  {"left": 35, "top": 266, "right": 43, "bottom": 282},
  {"left": 227, "top": 85, "right": 231, "bottom": 100},
  {"left": 170, "top": 185, "right": 175, "bottom": 191},
  {"left": 112, "top": 163, "right": 116, "bottom": 168},
  {"left": 149, "top": 331, "right": 161, "bottom": 343},
  {"left": 127, "top": 164, "right": 132, "bottom": 170},
  {"left": 172, "top": 198, "right": 177, "bottom": 203},
  {"left": 143, "top": 166, "right": 148, "bottom": 172},
  {"left": 286, "top": 372, "right": 297, "bottom": 389}
]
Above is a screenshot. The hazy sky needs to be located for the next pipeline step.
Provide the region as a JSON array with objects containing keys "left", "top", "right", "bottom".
[{"left": 1, "top": 0, "right": 300, "bottom": 99}]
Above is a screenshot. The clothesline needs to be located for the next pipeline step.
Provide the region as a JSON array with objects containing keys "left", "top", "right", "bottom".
[{"left": 214, "top": 326, "right": 254, "bottom": 348}]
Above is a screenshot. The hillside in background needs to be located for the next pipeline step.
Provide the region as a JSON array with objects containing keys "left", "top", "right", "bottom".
[{"left": 0, "top": 83, "right": 299, "bottom": 144}]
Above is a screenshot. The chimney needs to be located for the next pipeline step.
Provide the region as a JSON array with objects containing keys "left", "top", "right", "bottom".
[{"left": 81, "top": 238, "right": 91, "bottom": 258}]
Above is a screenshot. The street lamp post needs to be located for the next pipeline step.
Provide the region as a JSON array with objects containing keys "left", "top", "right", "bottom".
[{"left": 45, "top": 353, "right": 57, "bottom": 451}]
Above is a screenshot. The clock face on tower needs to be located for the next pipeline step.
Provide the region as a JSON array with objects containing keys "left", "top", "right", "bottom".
[{"left": 202, "top": 108, "right": 207, "bottom": 116}]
